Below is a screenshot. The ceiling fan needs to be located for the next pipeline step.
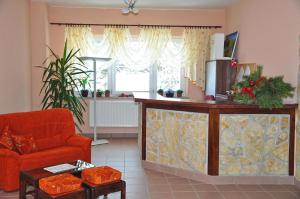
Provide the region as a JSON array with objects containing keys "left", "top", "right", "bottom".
[{"left": 121, "top": 0, "right": 139, "bottom": 14}]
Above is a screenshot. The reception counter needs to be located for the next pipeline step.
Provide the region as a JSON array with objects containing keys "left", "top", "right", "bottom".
[{"left": 134, "top": 92, "right": 297, "bottom": 182}]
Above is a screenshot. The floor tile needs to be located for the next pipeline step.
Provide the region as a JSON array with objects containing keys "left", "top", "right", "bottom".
[
  {"left": 192, "top": 184, "right": 217, "bottom": 192},
  {"left": 292, "top": 191, "right": 300, "bottom": 197},
  {"left": 215, "top": 185, "right": 239, "bottom": 191},
  {"left": 197, "top": 192, "right": 224, "bottom": 199},
  {"left": 173, "top": 192, "right": 198, "bottom": 199},
  {"left": 237, "top": 185, "right": 263, "bottom": 191},
  {"left": 244, "top": 192, "right": 274, "bottom": 199},
  {"left": 148, "top": 184, "right": 172, "bottom": 193},
  {"left": 149, "top": 192, "right": 173, "bottom": 199},
  {"left": 171, "top": 184, "right": 195, "bottom": 192},
  {"left": 281, "top": 185, "right": 300, "bottom": 192},
  {"left": 260, "top": 185, "right": 287, "bottom": 191},
  {"left": 147, "top": 177, "right": 168, "bottom": 184},
  {"left": 269, "top": 191, "right": 299, "bottom": 199},
  {"left": 167, "top": 177, "right": 190, "bottom": 184},
  {"left": 221, "top": 191, "right": 247, "bottom": 199}
]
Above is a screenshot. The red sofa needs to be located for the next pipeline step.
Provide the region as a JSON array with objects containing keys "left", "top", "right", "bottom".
[{"left": 0, "top": 108, "right": 92, "bottom": 191}]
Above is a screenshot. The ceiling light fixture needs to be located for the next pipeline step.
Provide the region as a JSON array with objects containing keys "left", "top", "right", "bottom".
[{"left": 121, "top": 0, "right": 139, "bottom": 15}]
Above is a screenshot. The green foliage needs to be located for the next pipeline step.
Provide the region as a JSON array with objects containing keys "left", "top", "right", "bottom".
[
  {"left": 80, "top": 77, "right": 89, "bottom": 90},
  {"left": 37, "top": 40, "right": 90, "bottom": 131},
  {"left": 233, "top": 66, "right": 295, "bottom": 109}
]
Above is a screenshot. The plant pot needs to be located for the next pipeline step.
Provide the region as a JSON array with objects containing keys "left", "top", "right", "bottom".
[
  {"left": 165, "top": 92, "right": 174, "bottom": 98},
  {"left": 96, "top": 92, "right": 103, "bottom": 97},
  {"left": 157, "top": 90, "right": 164, "bottom": 96},
  {"left": 105, "top": 90, "right": 110, "bottom": 97},
  {"left": 177, "top": 93, "right": 183, "bottom": 98},
  {"left": 81, "top": 90, "right": 89, "bottom": 97}
]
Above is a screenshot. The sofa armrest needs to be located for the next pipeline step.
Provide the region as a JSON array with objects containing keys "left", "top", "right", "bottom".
[
  {"left": 0, "top": 149, "right": 21, "bottom": 191},
  {"left": 66, "top": 135, "right": 92, "bottom": 163},
  {"left": 0, "top": 148, "right": 20, "bottom": 159}
]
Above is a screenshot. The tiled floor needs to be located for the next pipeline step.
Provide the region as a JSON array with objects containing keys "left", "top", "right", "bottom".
[{"left": 1, "top": 138, "right": 300, "bottom": 199}]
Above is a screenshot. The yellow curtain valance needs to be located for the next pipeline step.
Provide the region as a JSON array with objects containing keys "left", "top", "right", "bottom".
[
  {"left": 183, "top": 28, "right": 211, "bottom": 88},
  {"left": 65, "top": 25, "right": 91, "bottom": 56}
]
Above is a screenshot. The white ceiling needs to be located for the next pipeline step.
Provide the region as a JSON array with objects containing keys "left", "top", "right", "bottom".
[{"left": 37, "top": 0, "right": 239, "bottom": 9}]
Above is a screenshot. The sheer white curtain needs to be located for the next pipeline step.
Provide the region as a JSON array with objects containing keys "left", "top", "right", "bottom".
[
  {"left": 65, "top": 25, "right": 211, "bottom": 91},
  {"left": 85, "top": 26, "right": 174, "bottom": 72}
]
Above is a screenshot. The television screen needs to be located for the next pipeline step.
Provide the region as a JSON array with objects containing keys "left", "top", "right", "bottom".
[{"left": 224, "top": 31, "right": 239, "bottom": 58}]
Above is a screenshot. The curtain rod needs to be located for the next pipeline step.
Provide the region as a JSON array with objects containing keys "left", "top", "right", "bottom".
[{"left": 50, "top": 22, "right": 222, "bottom": 29}]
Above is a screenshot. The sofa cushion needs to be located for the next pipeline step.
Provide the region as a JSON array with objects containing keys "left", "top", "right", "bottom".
[
  {"left": 12, "top": 134, "right": 37, "bottom": 154},
  {"left": 0, "top": 109, "right": 76, "bottom": 151},
  {"left": 20, "top": 146, "right": 84, "bottom": 171},
  {"left": 0, "top": 125, "right": 16, "bottom": 151}
]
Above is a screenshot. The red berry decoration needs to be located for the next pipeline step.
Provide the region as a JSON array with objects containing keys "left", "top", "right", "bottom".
[{"left": 249, "top": 80, "right": 255, "bottom": 87}]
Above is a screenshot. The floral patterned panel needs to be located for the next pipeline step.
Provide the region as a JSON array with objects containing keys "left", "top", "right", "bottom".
[
  {"left": 220, "top": 114, "right": 290, "bottom": 176},
  {"left": 146, "top": 109, "right": 209, "bottom": 174}
]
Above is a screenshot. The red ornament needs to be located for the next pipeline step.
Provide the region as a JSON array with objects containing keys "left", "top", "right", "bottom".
[
  {"left": 241, "top": 87, "right": 247, "bottom": 93},
  {"left": 241, "top": 87, "right": 255, "bottom": 99},
  {"left": 249, "top": 80, "right": 255, "bottom": 87}
]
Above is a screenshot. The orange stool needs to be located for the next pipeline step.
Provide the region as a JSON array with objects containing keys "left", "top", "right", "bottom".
[
  {"left": 38, "top": 173, "right": 86, "bottom": 199},
  {"left": 81, "top": 166, "right": 126, "bottom": 199}
]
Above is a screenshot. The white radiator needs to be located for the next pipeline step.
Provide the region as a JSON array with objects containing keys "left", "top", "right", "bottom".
[{"left": 89, "top": 100, "right": 139, "bottom": 127}]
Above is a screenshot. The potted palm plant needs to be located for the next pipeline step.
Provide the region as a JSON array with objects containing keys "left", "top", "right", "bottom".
[{"left": 37, "top": 40, "right": 90, "bottom": 131}]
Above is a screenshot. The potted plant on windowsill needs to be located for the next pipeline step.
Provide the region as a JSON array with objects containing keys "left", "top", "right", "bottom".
[
  {"left": 157, "top": 89, "right": 164, "bottom": 96},
  {"left": 165, "top": 89, "right": 174, "bottom": 98},
  {"left": 96, "top": 89, "right": 104, "bottom": 97},
  {"left": 105, "top": 89, "right": 111, "bottom": 97},
  {"left": 80, "top": 78, "right": 89, "bottom": 97},
  {"left": 176, "top": 89, "right": 183, "bottom": 98}
]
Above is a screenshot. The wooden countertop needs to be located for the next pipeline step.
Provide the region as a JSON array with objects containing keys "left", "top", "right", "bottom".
[{"left": 133, "top": 92, "right": 298, "bottom": 109}]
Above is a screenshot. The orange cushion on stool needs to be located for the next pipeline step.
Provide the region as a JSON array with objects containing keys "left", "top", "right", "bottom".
[
  {"left": 39, "top": 173, "right": 82, "bottom": 195},
  {"left": 81, "top": 166, "right": 121, "bottom": 185}
]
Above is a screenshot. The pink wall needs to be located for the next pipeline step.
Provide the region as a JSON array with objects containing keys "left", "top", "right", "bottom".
[
  {"left": 226, "top": 0, "right": 300, "bottom": 101},
  {"left": 48, "top": 7, "right": 227, "bottom": 54},
  {"left": 0, "top": 0, "right": 31, "bottom": 113},
  {"left": 30, "top": 2, "right": 50, "bottom": 110}
]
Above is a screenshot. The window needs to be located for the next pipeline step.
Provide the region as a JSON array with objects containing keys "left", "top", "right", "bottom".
[{"left": 83, "top": 37, "right": 185, "bottom": 95}]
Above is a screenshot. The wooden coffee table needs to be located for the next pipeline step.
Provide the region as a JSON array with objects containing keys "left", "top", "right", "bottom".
[{"left": 19, "top": 160, "right": 94, "bottom": 199}]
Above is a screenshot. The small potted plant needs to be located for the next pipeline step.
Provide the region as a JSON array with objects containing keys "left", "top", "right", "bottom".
[
  {"left": 165, "top": 89, "right": 174, "bottom": 98},
  {"left": 96, "top": 89, "right": 104, "bottom": 97},
  {"left": 157, "top": 89, "right": 164, "bottom": 96},
  {"left": 105, "top": 89, "right": 111, "bottom": 97},
  {"left": 80, "top": 78, "right": 89, "bottom": 97},
  {"left": 176, "top": 89, "right": 183, "bottom": 98}
]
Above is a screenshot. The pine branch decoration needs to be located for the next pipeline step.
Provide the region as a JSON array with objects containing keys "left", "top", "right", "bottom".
[{"left": 233, "top": 66, "right": 294, "bottom": 109}]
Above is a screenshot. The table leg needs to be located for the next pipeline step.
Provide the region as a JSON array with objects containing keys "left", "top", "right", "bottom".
[
  {"left": 33, "top": 181, "right": 39, "bottom": 199},
  {"left": 121, "top": 180, "right": 126, "bottom": 199},
  {"left": 19, "top": 173, "right": 27, "bottom": 199}
]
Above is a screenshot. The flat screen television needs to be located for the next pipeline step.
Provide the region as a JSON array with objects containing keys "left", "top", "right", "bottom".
[{"left": 224, "top": 31, "right": 239, "bottom": 58}]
